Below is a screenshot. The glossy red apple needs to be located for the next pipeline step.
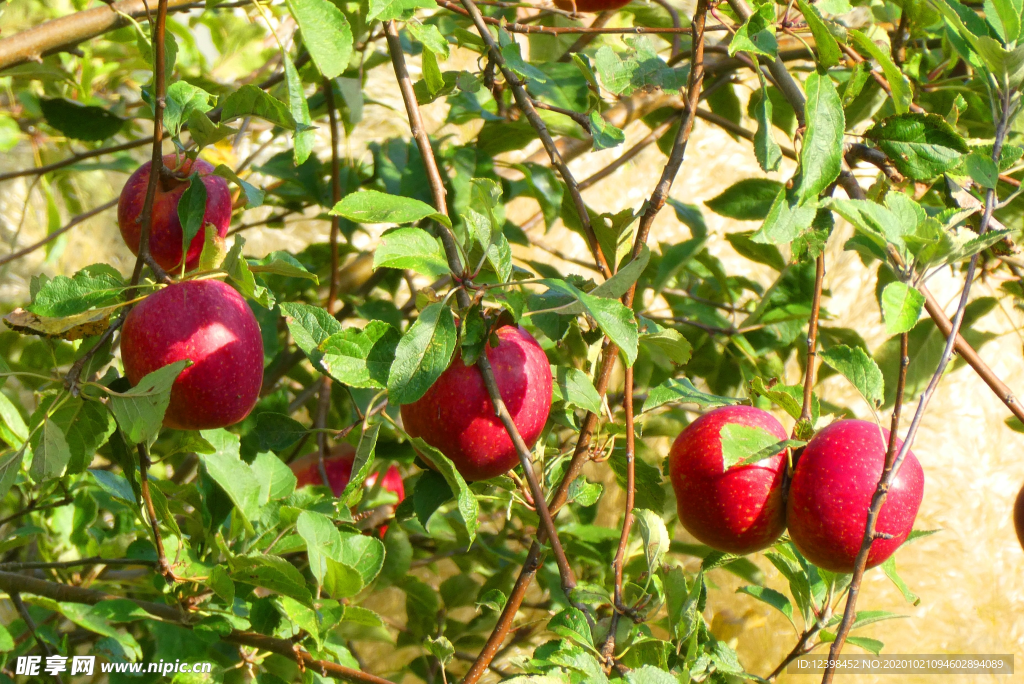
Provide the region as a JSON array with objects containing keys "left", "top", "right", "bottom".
[
  {"left": 290, "top": 444, "right": 405, "bottom": 500},
  {"left": 668, "top": 405, "right": 788, "bottom": 554},
  {"left": 787, "top": 419, "right": 925, "bottom": 573},
  {"left": 400, "top": 325, "right": 552, "bottom": 482},
  {"left": 1014, "top": 484, "right": 1024, "bottom": 552},
  {"left": 121, "top": 279, "right": 263, "bottom": 431},
  {"left": 118, "top": 154, "right": 232, "bottom": 272},
  {"left": 553, "top": 0, "right": 631, "bottom": 12}
]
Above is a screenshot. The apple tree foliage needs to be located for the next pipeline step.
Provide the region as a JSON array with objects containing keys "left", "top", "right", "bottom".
[{"left": 0, "top": 0, "right": 1022, "bottom": 681}]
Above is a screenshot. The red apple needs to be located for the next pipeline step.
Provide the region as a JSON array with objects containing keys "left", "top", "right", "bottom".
[
  {"left": 121, "top": 279, "right": 263, "bottom": 431},
  {"left": 553, "top": 0, "right": 631, "bottom": 12},
  {"left": 787, "top": 419, "right": 924, "bottom": 573},
  {"left": 668, "top": 405, "right": 788, "bottom": 554},
  {"left": 118, "top": 154, "right": 232, "bottom": 272},
  {"left": 400, "top": 325, "right": 552, "bottom": 482},
  {"left": 290, "top": 444, "right": 406, "bottom": 500},
  {"left": 1014, "top": 484, "right": 1024, "bottom": 552}
]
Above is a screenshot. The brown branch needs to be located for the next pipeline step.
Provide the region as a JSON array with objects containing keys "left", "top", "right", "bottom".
[
  {"left": 0, "top": 141, "right": 153, "bottom": 184},
  {"left": 845, "top": 143, "right": 905, "bottom": 184},
  {"left": 138, "top": 444, "right": 175, "bottom": 584},
  {"left": 611, "top": 365, "right": 636, "bottom": 614},
  {"left": 0, "top": 571, "right": 392, "bottom": 684},
  {"left": 458, "top": 0, "right": 612, "bottom": 277},
  {"left": 557, "top": 11, "right": 614, "bottom": 62},
  {"left": 11, "top": 591, "right": 65, "bottom": 684},
  {"left": 799, "top": 255, "right": 825, "bottom": 424},
  {"left": 0, "top": 490, "right": 73, "bottom": 527},
  {"left": 0, "top": 198, "right": 118, "bottom": 268},
  {"left": 434, "top": 0, "right": 724, "bottom": 35},
  {"left": 385, "top": 18, "right": 576, "bottom": 596},
  {"left": 822, "top": 89, "right": 1012, "bottom": 684},
  {"left": 324, "top": 77, "right": 344, "bottom": 311},
  {"left": 0, "top": 557, "right": 157, "bottom": 571}
]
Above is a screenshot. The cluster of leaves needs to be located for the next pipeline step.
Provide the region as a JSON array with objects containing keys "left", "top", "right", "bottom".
[{"left": 0, "top": 0, "right": 1022, "bottom": 680}]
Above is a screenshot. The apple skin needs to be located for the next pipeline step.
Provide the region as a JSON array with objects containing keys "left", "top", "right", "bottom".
[
  {"left": 1014, "top": 484, "right": 1024, "bottom": 552},
  {"left": 121, "top": 279, "right": 263, "bottom": 431},
  {"left": 400, "top": 325, "right": 552, "bottom": 482},
  {"left": 787, "top": 419, "right": 925, "bottom": 573},
  {"left": 290, "top": 444, "right": 406, "bottom": 501},
  {"left": 668, "top": 405, "right": 788, "bottom": 554},
  {"left": 553, "top": 0, "right": 631, "bottom": 12},
  {"left": 118, "top": 154, "right": 232, "bottom": 272}
]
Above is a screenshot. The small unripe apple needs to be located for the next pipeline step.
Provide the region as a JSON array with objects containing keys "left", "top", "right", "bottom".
[
  {"left": 290, "top": 444, "right": 406, "bottom": 501},
  {"left": 118, "top": 154, "right": 232, "bottom": 272},
  {"left": 121, "top": 279, "right": 263, "bottom": 431},
  {"left": 553, "top": 0, "right": 632, "bottom": 12},
  {"left": 668, "top": 405, "right": 788, "bottom": 554},
  {"left": 400, "top": 325, "right": 552, "bottom": 482},
  {"left": 787, "top": 419, "right": 925, "bottom": 573},
  {"left": 1014, "top": 484, "right": 1024, "bottom": 552}
]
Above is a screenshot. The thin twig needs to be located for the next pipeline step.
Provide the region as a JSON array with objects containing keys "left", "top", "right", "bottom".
[
  {"left": 458, "top": 0, "right": 611, "bottom": 277},
  {"left": 138, "top": 444, "right": 175, "bottom": 584},
  {"left": 799, "top": 255, "right": 825, "bottom": 424},
  {"left": 11, "top": 591, "right": 66, "bottom": 684},
  {"left": 611, "top": 365, "right": 636, "bottom": 615},
  {"left": 0, "top": 557, "right": 157, "bottom": 571},
  {"left": 821, "top": 89, "right": 1012, "bottom": 684},
  {"left": 0, "top": 198, "right": 118, "bottom": 268}
]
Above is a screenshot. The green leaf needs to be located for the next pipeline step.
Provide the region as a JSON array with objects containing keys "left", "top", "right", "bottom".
[
  {"left": 635, "top": 509, "right": 669, "bottom": 571},
  {"left": 706, "top": 178, "right": 785, "bottom": 221},
  {"left": 864, "top": 113, "right": 969, "bottom": 180},
  {"left": 331, "top": 190, "right": 448, "bottom": 227},
  {"left": 29, "top": 266, "right": 124, "bottom": 318},
  {"left": 720, "top": 423, "right": 800, "bottom": 468},
  {"left": 411, "top": 437, "right": 480, "bottom": 544},
  {"left": 286, "top": 0, "right": 353, "bottom": 80},
  {"left": 425, "top": 635, "right": 455, "bottom": 667},
  {"left": 819, "top": 344, "right": 885, "bottom": 407},
  {"left": 40, "top": 98, "right": 124, "bottom": 142},
  {"left": 44, "top": 396, "right": 115, "bottom": 474},
  {"left": 729, "top": 2, "right": 778, "bottom": 58},
  {"left": 339, "top": 530, "right": 385, "bottom": 585},
  {"left": 590, "top": 111, "right": 625, "bottom": 150},
  {"left": 965, "top": 151, "right": 999, "bottom": 188},
  {"left": 29, "top": 419, "right": 71, "bottom": 482},
  {"left": 476, "top": 588, "right": 507, "bottom": 612},
  {"left": 283, "top": 53, "right": 314, "bottom": 165},
  {"left": 222, "top": 237, "right": 273, "bottom": 308},
  {"left": 231, "top": 555, "right": 312, "bottom": 605},
  {"left": 850, "top": 30, "right": 912, "bottom": 114},
  {"left": 251, "top": 452, "right": 297, "bottom": 503},
  {"left": 164, "top": 82, "right": 215, "bottom": 136},
  {"left": 725, "top": 230, "right": 786, "bottom": 271},
  {"left": 213, "top": 164, "right": 264, "bottom": 208},
  {"left": 737, "top": 585, "right": 795, "bottom": 625},
  {"left": 255, "top": 413, "right": 307, "bottom": 452},
  {"left": 985, "top": 0, "right": 1021, "bottom": 44},
  {"left": 593, "top": 38, "right": 688, "bottom": 96},
  {"left": 0, "top": 393, "right": 28, "bottom": 445},
  {"left": 387, "top": 303, "right": 457, "bottom": 405},
  {"left": 881, "top": 282, "right": 925, "bottom": 334},
  {"left": 882, "top": 555, "right": 920, "bottom": 604},
  {"left": 198, "top": 429, "right": 261, "bottom": 523},
  {"left": 220, "top": 85, "right": 297, "bottom": 130},
  {"left": 109, "top": 360, "right": 189, "bottom": 445},
  {"left": 626, "top": 666, "right": 679, "bottom": 684},
  {"left": 553, "top": 366, "right": 603, "bottom": 414},
  {"left": 534, "top": 279, "right": 639, "bottom": 366},
  {"left": 339, "top": 424, "right": 381, "bottom": 507},
  {"left": 643, "top": 378, "right": 740, "bottom": 413},
  {"left": 549, "top": 607, "right": 596, "bottom": 651},
  {"left": 797, "top": 0, "right": 843, "bottom": 68},
  {"left": 250, "top": 252, "right": 318, "bottom": 282},
  {"left": 297, "top": 510, "right": 344, "bottom": 587},
  {"left": 186, "top": 110, "right": 237, "bottom": 149},
  {"left": 321, "top": 321, "right": 401, "bottom": 390},
  {"left": 280, "top": 302, "right": 342, "bottom": 368},
  {"left": 177, "top": 171, "right": 207, "bottom": 263},
  {"left": 368, "top": 0, "right": 435, "bottom": 21},
  {"left": 372, "top": 227, "right": 451, "bottom": 278},
  {"left": 753, "top": 189, "right": 818, "bottom": 244},
  {"left": 798, "top": 70, "right": 845, "bottom": 203},
  {"left": 407, "top": 23, "right": 450, "bottom": 59},
  {"left": 753, "top": 83, "right": 782, "bottom": 172}
]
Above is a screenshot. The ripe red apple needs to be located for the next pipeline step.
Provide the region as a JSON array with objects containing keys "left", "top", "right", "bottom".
[
  {"left": 290, "top": 444, "right": 405, "bottom": 500},
  {"left": 553, "top": 0, "right": 631, "bottom": 12},
  {"left": 668, "top": 405, "right": 788, "bottom": 554},
  {"left": 121, "top": 279, "right": 263, "bottom": 431},
  {"left": 400, "top": 325, "right": 552, "bottom": 482},
  {"left": 1014, "top": 484, "right": 1024, "bottom": 552},
  {"left": 118, "top": 154, "right": 232, "bottom": 272},
  {"left": 787, "top": 419, "right": 924, "bottom": 573}
]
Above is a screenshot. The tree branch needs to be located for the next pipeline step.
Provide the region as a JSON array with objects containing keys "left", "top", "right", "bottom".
[{"left": 799, "top": 255, "right": 825, "bottom": 424}]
